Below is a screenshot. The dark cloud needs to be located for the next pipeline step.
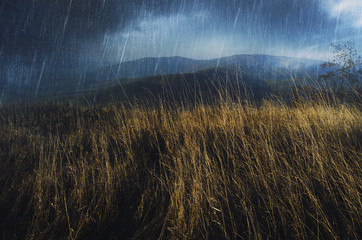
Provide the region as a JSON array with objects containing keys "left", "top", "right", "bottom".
[
  {"left": 0, "top": 0, "right": 358, "bottom": 68},
  {"left": 1, "top": 0, "right": 332, "bottom": 41},
  {"left": 1, "top": 0, "right": 131, "bottom": 60}
]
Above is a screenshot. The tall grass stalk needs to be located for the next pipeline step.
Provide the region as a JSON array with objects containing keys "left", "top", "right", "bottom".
[{"left": 0, "top": 92, "right": 361, "bottom": 239}]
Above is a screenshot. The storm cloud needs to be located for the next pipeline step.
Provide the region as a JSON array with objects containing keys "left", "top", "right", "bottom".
[{"left": 0, "top": 0, "right": 361, "bottom": 71}]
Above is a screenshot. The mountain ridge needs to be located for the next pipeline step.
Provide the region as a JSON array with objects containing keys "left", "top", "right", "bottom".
[{"left": 0, "top": 54, "right": 325, "bottom": 104}]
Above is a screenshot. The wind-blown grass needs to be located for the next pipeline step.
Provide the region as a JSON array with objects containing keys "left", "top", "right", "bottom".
[{"left": 0, "top": 97, "right": 361, "bottom": 239}]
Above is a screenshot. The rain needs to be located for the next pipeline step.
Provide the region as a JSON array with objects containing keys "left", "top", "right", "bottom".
[{"left": 0, "top": 0, "right": 361, "bottom": 102}]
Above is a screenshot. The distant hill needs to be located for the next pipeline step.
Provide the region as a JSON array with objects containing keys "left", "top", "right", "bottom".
[
  {"left": 0, "top": 54, "right": 324, "bottom": 104},
  {"left": 88, "top": 54, "right": 323, "bottom": 82},
  {"left": 82, "top": 66, "right": 273, "bottom": 105}
]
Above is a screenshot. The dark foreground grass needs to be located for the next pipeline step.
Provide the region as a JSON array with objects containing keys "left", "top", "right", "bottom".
[{"left": 0, "top": 99, "right": 361, "bottom": 239}]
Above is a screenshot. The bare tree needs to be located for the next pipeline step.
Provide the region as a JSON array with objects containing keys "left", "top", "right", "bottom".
[{"left": 319, "top": 40, "right": 361, "bottom": 95}]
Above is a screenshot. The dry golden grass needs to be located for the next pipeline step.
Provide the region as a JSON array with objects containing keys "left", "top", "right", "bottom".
[{"left": 0, "top": 98, "right": 361, "bottom": 239}]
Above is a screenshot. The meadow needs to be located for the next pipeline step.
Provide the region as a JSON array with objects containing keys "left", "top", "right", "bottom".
[{"left": 0, "top": 92, "right": 361, "bottom": 239}]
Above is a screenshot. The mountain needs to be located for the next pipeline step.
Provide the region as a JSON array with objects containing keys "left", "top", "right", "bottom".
[
  {"left": 82, "top": 66, "right": 273, "bottom": 105},
  {"left": 86, "top": 56, "right": 199, "bottom": 81},
  {"left": 0, "top": 54, "right": 324, "bottom": 104},
  {"left": 87, "top": 54, "right": 324, "bottom": 82}
]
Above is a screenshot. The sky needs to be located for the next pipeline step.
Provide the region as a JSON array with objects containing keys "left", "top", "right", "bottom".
[{"left": 0, "top": 0, "right": 361, "bottom": 76}]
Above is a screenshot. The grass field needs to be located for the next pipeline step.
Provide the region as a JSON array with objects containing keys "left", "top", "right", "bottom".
[{"left": 0, "top": 94, "right": 361, "bottom": 239}]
